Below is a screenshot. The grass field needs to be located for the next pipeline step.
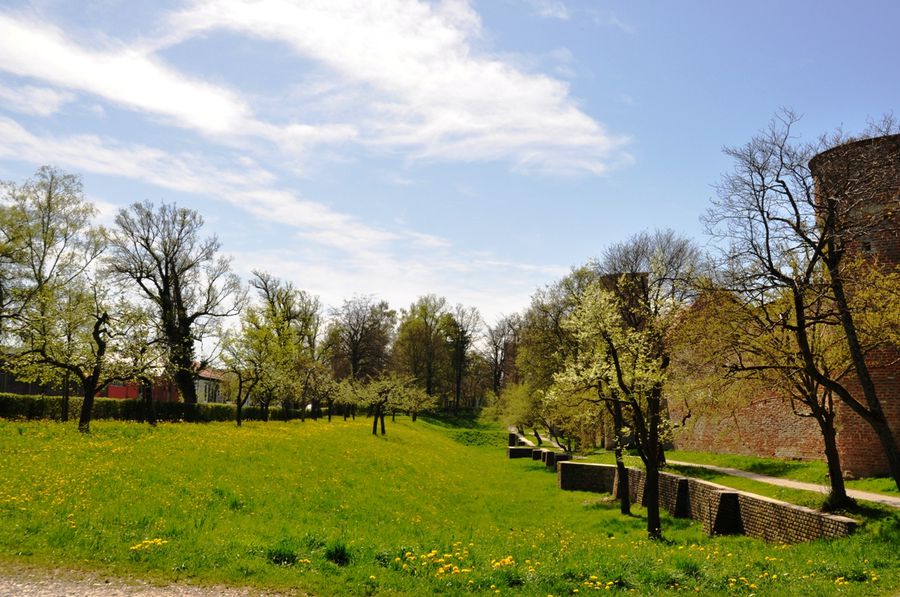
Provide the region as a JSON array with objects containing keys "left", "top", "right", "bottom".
[{"left": 1, "top": 417, "right": 898, "bottom": 596}]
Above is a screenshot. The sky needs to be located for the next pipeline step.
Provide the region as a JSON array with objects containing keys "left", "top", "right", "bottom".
[{"left": 0, "top": 0, "right": 897, "bottom": 322}]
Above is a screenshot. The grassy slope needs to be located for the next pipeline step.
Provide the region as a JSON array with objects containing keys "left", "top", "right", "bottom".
[{"left": 0, "top": 418, "right": 897, "bottom": 596}]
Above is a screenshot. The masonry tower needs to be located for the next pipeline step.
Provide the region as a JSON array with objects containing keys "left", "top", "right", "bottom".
[{"left": 809, "top": 133, "right": 900, "bottom": 477}]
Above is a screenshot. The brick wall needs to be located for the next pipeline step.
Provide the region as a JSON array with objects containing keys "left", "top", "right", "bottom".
[
  {"left": 671, "top": 393, "right": 825, "bottom": 461},
  {"left": 555, "top": 462, "right": 856, "bottom": 543},
  {"left": 557, "top": 461, "right": 617, "bottom": 493},
  {"left": 834, "top": 349, "right": 900, "bottom": 478}
]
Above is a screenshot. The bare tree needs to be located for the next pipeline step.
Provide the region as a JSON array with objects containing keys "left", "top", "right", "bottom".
[
  {"left": 484, "top": 314, "right": 520, "bottom": 396},
  {"left": 325, "top": 296, "right": 396, "bottom": 381},
  {"left": 107, "top": 202, "right": 243, "bottom": 404},
  {"left": 250, "top": 270, "right": 323, "bottom": 358},
  {"left": 706, "top": 110, "right": 900, "bottom": 489},
  {"left": 444, "top": 304, "right": 481, "bottom": 410}
]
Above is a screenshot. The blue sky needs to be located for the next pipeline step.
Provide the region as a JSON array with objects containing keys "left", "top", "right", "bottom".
[{"left": 0, "top": 0, "right": 896, "bottom": 322}]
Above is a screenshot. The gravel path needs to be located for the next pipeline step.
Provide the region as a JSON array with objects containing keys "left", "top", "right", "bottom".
[{"left": 0, "top": 566, "right": 298, "bottom": 597}]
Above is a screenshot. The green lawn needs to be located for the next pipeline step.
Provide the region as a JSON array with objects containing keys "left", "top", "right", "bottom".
[{"left": 0, "top": 418, "right": 898, "bottom": 595}]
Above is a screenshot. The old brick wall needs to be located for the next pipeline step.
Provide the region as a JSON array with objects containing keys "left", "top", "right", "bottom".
[
  {"left": 557, "top": 461, "right": 616, "bottom": 493},
  {"left": 554, "top": 462, "right": 856, "bottom": 543},
  {"left": 833, "top": 350, "right": 900, "bottom": 478},
  {"left": 671, "top": 393, "right": 824, "bottom": 461}
]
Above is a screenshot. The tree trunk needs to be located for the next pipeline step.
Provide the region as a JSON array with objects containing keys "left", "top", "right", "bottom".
[
  {"left": 819, "top": 413, "right": 851, "bottom": 509},
  {"left": 372, "top": 408, "right": 379, "bottom": 435},
  {"left": 143, "top": 380, "right": 156, "bottom": 426},
  {"left": 645, "top": 393, "right": 662, "bottom": 539},
  {"left": 174, "top": 366, "right": 197, "bottom": 404},
  {"left": 534, "top": 428, "right": 543, "bottom": 446},
  {"left": 78, "top": 385, "right": 96, "bottom": 433},
  {"left": 611, "top": 399, "right": 630, "bottom": 515},
  {"left": 380, "top": 412, "right": 386, "bottom": 435}
]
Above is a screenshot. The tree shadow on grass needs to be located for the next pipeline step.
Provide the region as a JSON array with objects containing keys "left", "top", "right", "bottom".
[
  {"left": 832, "top": 501, "right": 897, "bottom": 522},
  {"left": 666, "top": 465, "right": 721, "bottom": 481},
  {"left": 742, "top": 461, "right": 807, "bottom": 478},
  {"left": 420, "top": 413, "right": 486, "bottom": 429}
]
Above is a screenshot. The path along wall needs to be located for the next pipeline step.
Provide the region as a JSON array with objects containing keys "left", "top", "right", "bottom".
[{"left": 556, "top": 462, "right": 857, "bottom": 544}]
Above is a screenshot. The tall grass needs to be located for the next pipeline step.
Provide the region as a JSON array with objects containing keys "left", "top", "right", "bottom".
[{"left": 0, "top": 418, "right": 897, "bottom": 595}]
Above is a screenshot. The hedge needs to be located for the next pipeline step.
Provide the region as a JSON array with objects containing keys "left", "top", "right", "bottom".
[{"left": 0, "top": 392, "right": 307, "bottom": 423}]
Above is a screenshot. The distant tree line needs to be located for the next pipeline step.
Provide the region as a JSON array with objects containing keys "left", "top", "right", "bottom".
[{"left": 0, "top": 170, "right": 508, "bottom": 434}]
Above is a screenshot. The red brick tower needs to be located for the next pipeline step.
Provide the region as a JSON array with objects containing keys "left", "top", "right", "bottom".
[{"left": 809, "top": 133, "right": 900, "bottom": 478}]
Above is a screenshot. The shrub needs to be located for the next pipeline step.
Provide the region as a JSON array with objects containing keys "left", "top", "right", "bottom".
[
  {"left": 0, "top": 392, "right": 315, "bottom": 424},
  {"left": 324, "top": 540, "right": 351, "bottom": 566},
  {"left": 266, "top": 540, "right": 299, "bottom": 566}
]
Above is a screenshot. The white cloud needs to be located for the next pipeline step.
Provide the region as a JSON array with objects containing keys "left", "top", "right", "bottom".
[
  {"left": 0, "top": 10, "right": 356, "bottom": 160},
  {"left": 168, "top": 0, "right": 628, "bottom": 175},
  {"left": 0, "top": 82, "right": 74, "bottom": 116},
  {"left": 0, "top": 2, "right": 629, "bottom": 175},
  {"left": 383, "top": 172, "right": 416, "bottom": 186},
  {"left": 0, "top": 116, "right": 384, "bottom": 250},
  {"left": 0, "top": 116, "right": 560, "bottom": 320},
  {"left": 0, "top": 12, "right": 251, "bottom": 135}
]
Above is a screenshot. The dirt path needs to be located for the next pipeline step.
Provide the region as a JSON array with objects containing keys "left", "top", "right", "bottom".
[{"left": 0, "top": 565, "right": 297, "bottom": 597}]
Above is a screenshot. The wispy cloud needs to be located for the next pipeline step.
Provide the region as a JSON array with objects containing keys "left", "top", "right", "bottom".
[
  {"left": 587, "top": 9, "right": 636, "bottom": 35},
  {"left": 167, "top": 0, "right": 628, "bottom": 175},
  {"left": 0, "top": 116, "right": 382, "bottom": 249},
  {"left": 522, "top": 0, "right": 570, "bottom": 20},
  {"left": 0, "top": 12, "right": 250, "bottom": 135},
  {"left": 0, "top": 81, "right": 74, "bottom": 116},
  {"left": 0, "top": 1, "right": 629, "bottom": 176},
  {"left": 0, "top": 10, "right": 357, "bottom": 161}
]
